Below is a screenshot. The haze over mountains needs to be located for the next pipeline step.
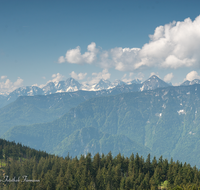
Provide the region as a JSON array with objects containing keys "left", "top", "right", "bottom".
[
  {"left": 0, "top": 78, "right": 136, "bottom": 108},
  {"left": 0, "top": 75, "right": 167, "bottom": 135},
  {"left": 0, "top": 75, "right": 169, "bottom": 108},
  {"left": 1, "top": 75, "right": 200, "bottom": 168},
  {"left": 1, "top": 75, "right": 200, "bottom": 109}
]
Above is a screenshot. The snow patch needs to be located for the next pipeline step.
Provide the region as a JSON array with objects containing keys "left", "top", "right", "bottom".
[
  {"left": 177, "top": 109, "right": 186, "bottom": 115},
  {"left": 155, "top": 113, "right": 162, "bottom": 117},
  {"left": 140, "top": 85, "right": 144, "bottom": 91},
  {"left": 27, "top": 89, "right": 33, "bottom": 96},
  {"left": 56, "top": 89, "right": 65, "bottom": 93}
]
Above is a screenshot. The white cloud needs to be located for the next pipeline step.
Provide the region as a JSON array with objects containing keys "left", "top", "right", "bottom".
[
  {"left": 110, "top": 47, "right": 141, "bottom": 71},
  {"left": 92, "top": 69, "right": 110, "bottom": 80},
  {"left": 1, "top": 75, "right": 7, "bottom": 80},
  {"left": 121, "top": 73, "right": 132, "bottom": 84},
  {"left": 58, "top": 56, "right": 65, "bottom": 63},
  {"left": 70, "top": 71, "right": 87, "bottom": 80},
  {"left": 58, "top": 15, "right": 200, "bottom": 71},
  {"left": 140, "top": 17, "right": 200, "bottom": 69},
  {"left": 58, "top": 42, "right": 98, "bottom": 64},
  {"left": 51, "top": 73, "right": 65, "bottom": 83},
  {"left": 137, "top": 72, "right": 145, "bottom": 81},
  {"left": 185, "top": 71, "right": 200, "bottom": 81},
  {"left": 0, "top": 77, "right": 23, "bottom": 95},
  {"left": 86, "top": 69, "right": 111, "bottom": 85},
  {"left": 66, "top": 46, "right": 82, "bottom": 63},
  {"left": 121, "top": 72, "right": 144, "bottom": 84},
  {"left": 14, "top": 77, "right": 23, "bottom": 86},
  {"left": 38, "top": 73, "right": 65, "bottom": 88},
  {"left": 149, "top": 72, "right": 160, "bottom": 78},
  {"left": 32, "top": 83, "right": 39, "bottom": 87},
  {"left": 164, "top": 73, "right": 174, "bottom": 82}
]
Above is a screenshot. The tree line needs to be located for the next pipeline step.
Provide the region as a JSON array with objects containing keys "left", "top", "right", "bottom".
[{"left": 0, "top": 138, "right": 199, "bottom": 190}]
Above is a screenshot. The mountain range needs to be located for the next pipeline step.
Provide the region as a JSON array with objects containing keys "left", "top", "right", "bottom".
[
  {"left": 0, "top": 75, "right": 172, "bottom": 135},
  {"left": 1, "top": 76, "right": 199, "bottom": 109},
  {"left": 1, "top": 76, "right": 200, "bottom": 168},
  {"left": 1, "top": 76, "right": 200, "bottom": 109},
  {"left": 0, "top": 76, "right": 167, "bottom": 108}
]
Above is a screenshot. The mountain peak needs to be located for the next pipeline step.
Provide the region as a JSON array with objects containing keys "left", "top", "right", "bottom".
[
  {"left": 149, "top": 75, "right": 160, "bottom": 80},
  {"left": 66, "top": 77, "right": 78, "bottom": 82},
  {"left": 181, "top": 79, "right": 200, "bottom": 86},
  {"left": 112, "top": 79, "right": 125, "bottom": 86},
  {"left": 98, "top": 79, "right": 110, "bottom": 83},
  {"left": 94, "top": 79, "right": 112, "bottom": 90},
  {"left": 181, "top": 80, "right": 190, "bottom": 86},
  {"left": 130, "top": 79, "right": 142, "bottom": 84},
  {"left": 140, "top": 75, "right": 170, "bottom": 91}
]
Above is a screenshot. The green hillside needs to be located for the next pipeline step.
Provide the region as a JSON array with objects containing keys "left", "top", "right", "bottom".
[{"left": 52, "top": 126, "right": 151, "bottom": 158}]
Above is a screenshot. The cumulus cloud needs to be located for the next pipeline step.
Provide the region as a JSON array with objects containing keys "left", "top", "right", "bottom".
[
  {"left": 92, "top": 69, "right": 110, "bottom": 80},
  {"left": 0, "top": 77, "right": 23, "bottom": 95},
  {"left": 70, "top": 71, "right": 87, "bottom": 80},
  {"left": 38, "top": 73, "right": 65, "bottom": 88},
  {"left": 58, "top": 56, "right": 65, "bottom": 63},
  {"left": 139, "top": 17, "right": 200, "bottom": 69},
  {"left": 164, "top": 73, "right": 174, "bottom": 82},
  {"left": 58, "top": 15, "right": 200, "bottom": 71},
  {"left": 14, "top": 77, "right": 23, "bottom": 86},
  {"left": 185, "top": 71, "right": 200, "bottom": 81},
  {"left": 86, "top": 69, "right": 111, "bottom": 85},
  {"left": 51, "top": 73, "right": 65, "bottom": 84},
  {"left": 121, "top": 73, "right": 132, "bottom": 84},
  {"left": 32, "top": 83, "right": 39, "bottom": 87},
  {"left": 58, "top": 42, "right": 98, "bottom": 64},
  {"left": 121, "top": 72, "right": 144, "bottom": 83},
  {"left": 1, "top": 75, "right": 7, "bottom": 80},
  {"left": 149, "top": 72, "right": 160, "bottom": 78},
  {"left": 137, "top": 72, "right": 145, "bottom": 81}
]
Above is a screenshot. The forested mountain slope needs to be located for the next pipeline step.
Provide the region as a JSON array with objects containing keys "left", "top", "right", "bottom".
[
  {"left": 0, "top": 82, "right": 142, "bottom": 136},
  {"left": 3, "top": 84, "right": 200, "bottom": 167},
  {"left": 0, "top": 82, "right": 143, "bottom": 136},
  {"left": 0, "top": 75, "right": 170, "bottom": 137},
  {"left": 0, "top": 91, "right": 97, "bottom": 135},
  {"left": 1, "top": 138, "right": 200, "bottom": 190}
]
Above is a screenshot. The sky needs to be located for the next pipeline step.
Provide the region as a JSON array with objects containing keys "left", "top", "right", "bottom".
[{"left": 0, "top": 0, "right": 200, "bottom": 94}]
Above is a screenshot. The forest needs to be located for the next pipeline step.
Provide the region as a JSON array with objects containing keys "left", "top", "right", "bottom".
[{"left": 0, "top": 139, "right": 199, "bottom": 190}]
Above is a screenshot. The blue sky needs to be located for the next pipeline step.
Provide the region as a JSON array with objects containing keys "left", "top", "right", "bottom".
[{"left": 0, "top": 0, "right": 200, "bottom": 94}]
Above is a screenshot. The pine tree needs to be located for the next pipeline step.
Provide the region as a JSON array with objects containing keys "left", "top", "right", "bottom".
[
  {"left": 113, "top": 163, "right": 121, "bottom": 189},
  {"left": 92, "top": 152, "right": 101, "bottom": 176},
  {"left": 0, "top": 145, "right": 3, "bottom": 167},
  {"left": 96, "top": 167, "right": 104, "bottom": 189},
  {"left": 120, "top": 177, "right": 125, "bottom": 190}
]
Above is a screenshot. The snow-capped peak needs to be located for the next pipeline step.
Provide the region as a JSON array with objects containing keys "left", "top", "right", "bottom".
[
  {"left": 140, "top": 75, "right": 170, "bottom": 91},
  {"left": 112, "top": 79, "right": 125, "bottom": 86},
  {"left": 94, "top": 79, "right": 113, "bottom": 90},
  {"left": 181, "top": 79, "right": 200, "bottom": 86}
]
